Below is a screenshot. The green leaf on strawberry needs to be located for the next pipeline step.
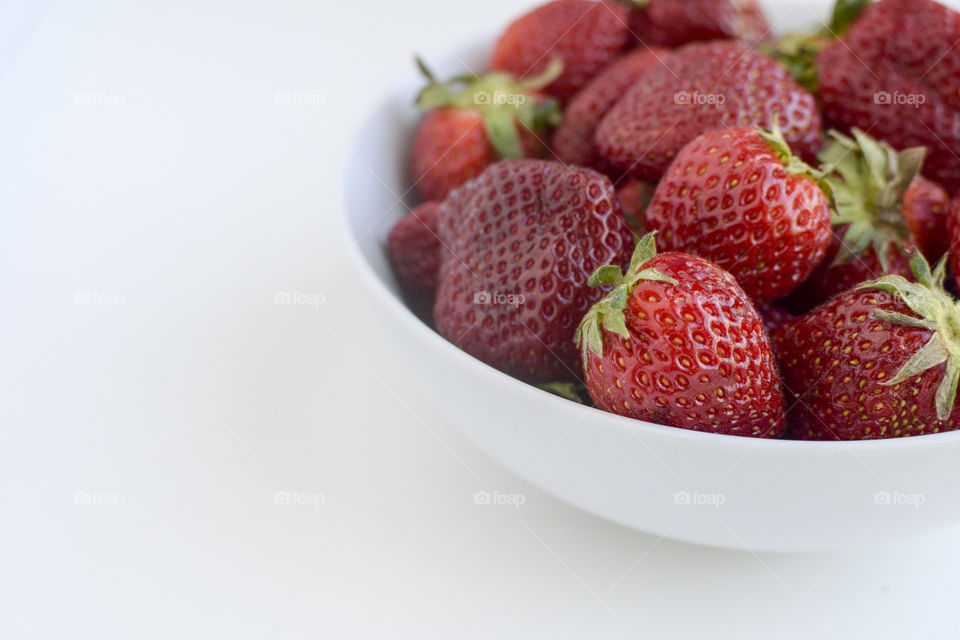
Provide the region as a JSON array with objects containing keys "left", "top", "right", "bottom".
[
  {"left": 575, "top": 232, "right": 677, "bottom": 366},
  {"left": 858, "top": 251, "right": 960, "bottom": 420},
  {"left": 415, "top": 57, "right": 563, "bottom": 160},
  {"left": 819, "top": 128, "right": 926, "bottom": 271}
]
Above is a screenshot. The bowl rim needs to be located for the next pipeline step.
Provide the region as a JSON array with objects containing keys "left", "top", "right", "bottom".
[{"left": 339, "top": 39, "right": 960, "bottom": 456}]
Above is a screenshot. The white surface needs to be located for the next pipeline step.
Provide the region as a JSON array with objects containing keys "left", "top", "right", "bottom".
[{"left": 4, "top": 0, "right": 960, "bottom": 637}]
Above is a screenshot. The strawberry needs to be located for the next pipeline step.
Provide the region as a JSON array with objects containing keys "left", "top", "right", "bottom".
[
  {"left": 411, "top": 59, "right": 562, "bottom": 202},
  {"left": 629, "top": 0, "right": 771, "bottom": 48},
  {"left": 773, "top": 252, "right": 960, "bottom": 440},
  {"left": 387, "top": 202, "right": 442, "bottom": 296},
  {"left": 642, "top": 125, "right": 832, "bottom": 303},
  {"left": 490, "top": 0, "right": 632, "bottom": 103},
  {"left": 783, "top": 129, "right": 924, "bottom": 312},
  {"left": 434, "top": 159, "right": 635, "bottom": 382},
  {"left": 816, "top": 0, "right": 960, "bottom": 191},
  {"left": 904, "top": 175, "right": 951, "bottom": 263},
  {"left": 595, "top": 41, "right": 822, "bottom": 182},
  {"left": 575, "top": 233, "right": 786, "bottom": 437},
  {"left": 551, "top": 47, "right": 669, "bottom": 172}
]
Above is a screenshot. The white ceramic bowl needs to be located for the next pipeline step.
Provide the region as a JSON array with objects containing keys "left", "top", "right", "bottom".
[{"left": 342, "top": 1, "right": 960, "bottom": 552}]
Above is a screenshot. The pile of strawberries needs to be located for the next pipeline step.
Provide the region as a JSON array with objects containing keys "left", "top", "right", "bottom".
[{"left": 387, "top": 0, "right": 960, "bottom": 441}]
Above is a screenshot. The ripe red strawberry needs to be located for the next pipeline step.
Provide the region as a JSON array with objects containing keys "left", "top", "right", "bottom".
[
  {"left": 411, "top": 60, "right": 561, "bottom": 202},
  {"left": 490, "top": 0, "right": 632, "bottom": 103},
  {"left": 904, "top": 175, "right": 951, "bottom": 263},
  {"left": 817, "top": 0, "right": 960, "bottom": 191},
  {"left": 551, "top": 47, "right": 669, "bottom": 172},
  {"left": 387, "top": 202, "right": 442, "bottom": 296},
  {"left": 575, "top": 233, "right": 786, "bottom": 437},
  {"left": 629, "top": 0, "right": 771, "bottom": 48},
  {"left": 784, "top": 129, "right": 925, "bottom": 312},
  {"left": 642, "top": 125, "right": 832, "bottom": 303},
  {"left": 595, "top": 41, "right": 822, "bottom": 182},
  {"left": 773, "top": 252, "right": 960, "bottom": 440},
  {"left": 434, "top": 159, "right": 635, "bottom": 382}
]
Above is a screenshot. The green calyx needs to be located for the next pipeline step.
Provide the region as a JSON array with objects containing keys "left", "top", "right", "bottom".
[
  {"left": 415, "top": 57, "right": 563, "bottom": 159},
  {"left": 756, "top": 119, "right": 825, "bottom": 181},
  {"left": 574, "top": 232, "right": 678, "bottom": 366},
  {"left": 858, "top": 252, "right": 960, "bottom": 420},
  {"left": 763, "top": 0, "right": 871, "bottom": 91},
  {"left": 818, "top": 128, "right": 926, "bottom": 271}
]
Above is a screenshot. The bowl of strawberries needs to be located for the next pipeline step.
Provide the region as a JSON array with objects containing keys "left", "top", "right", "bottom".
[{"left": 343, "top": 0, "right": 960, "bottom": 552}]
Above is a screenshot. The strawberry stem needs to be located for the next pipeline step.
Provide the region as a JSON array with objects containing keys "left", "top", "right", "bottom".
[
  {"left": 756, "top": 120, "right": 824, "bottom": 181},
  {"left": 575, "top": 232, "right": 677, "bottom": 366}
]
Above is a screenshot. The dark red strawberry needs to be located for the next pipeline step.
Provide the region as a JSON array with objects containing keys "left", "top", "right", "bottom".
[
  {"left": 411, "top": 60, "right": 561, "bottom": 201},
  {"left": 817, "top": 0, "right": 960, "bottom": 191},
  {"left": 784, "top": 129, "right": 925, "bottom": 312},
  {"left": 904, "top": 175, "right": 951, "bottom": 263},
  {"left": 642, "top": 125, "right": 831, "bottom": 303},
  {"left": 434, "top": 159, "right": 635, "bottom": 382},
  {"left": 388, "top": 202, "right": 442, "bottom": 296},
  {"left": 575, "top": 233, "right": 786, "bottom": 437},
  {"left": 490, "top": 0, "right": 632, "bottom": 103},
  {"left": 595, "top": 41, "right": 822, "bottom": 182},
  {"left": 773, "top": 252, "right": 960, "bottom": 440},
  {"left": 551, "top": 47, "right": 669, "bottom": 172},
  {"left": 629, "top": 0, "right": 770, "bottom": 48},
  {"left": 615, "top": 178, "right": 654, "bottom": 235}
]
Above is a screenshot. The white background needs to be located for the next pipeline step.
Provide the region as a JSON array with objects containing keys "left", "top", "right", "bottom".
[{"left": 4, "top": 0, "right": 960, "bottom": 638}]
